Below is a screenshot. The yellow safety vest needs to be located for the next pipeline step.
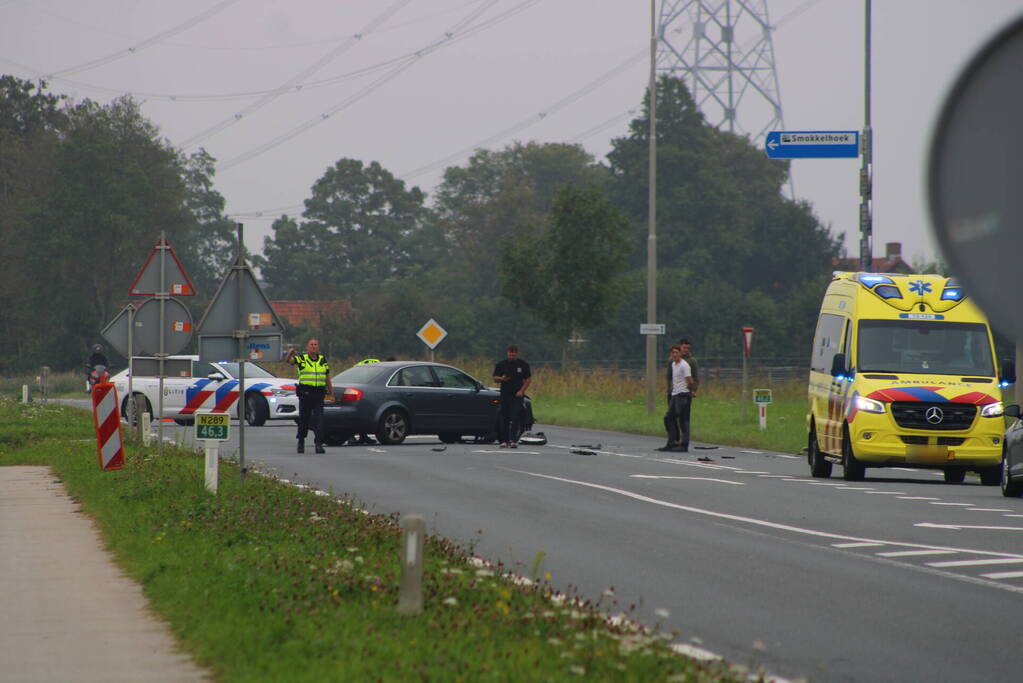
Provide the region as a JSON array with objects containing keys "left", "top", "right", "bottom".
[{"left": 295, "top": 354, "right": 329, "bottom": 387}]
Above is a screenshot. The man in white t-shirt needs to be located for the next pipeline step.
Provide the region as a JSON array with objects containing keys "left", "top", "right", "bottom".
[{"left": 657, "top": 345, "right": 694, "bottom": 452}]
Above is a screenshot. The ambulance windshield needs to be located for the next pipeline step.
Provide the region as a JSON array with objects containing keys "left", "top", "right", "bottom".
[{"left": 857, "top": 320, "right": 994, "bottom": 376}]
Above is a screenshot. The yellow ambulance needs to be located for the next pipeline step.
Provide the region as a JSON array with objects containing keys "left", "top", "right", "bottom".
[{"left": 806, "top": 272, "right": 1012, "bottom": 483}]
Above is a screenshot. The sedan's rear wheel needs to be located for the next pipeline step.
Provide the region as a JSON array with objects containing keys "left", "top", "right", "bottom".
[
  {"left": 1002, "top": 453, "right": 1022, "bottom": 497},
  {"left": 376, "top": 409, "right": 409, "bottom": 445}
]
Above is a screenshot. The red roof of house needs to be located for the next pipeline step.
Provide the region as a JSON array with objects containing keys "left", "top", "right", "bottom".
[{"left": 271, "top": 300, "right": 351, "bottom": 327}]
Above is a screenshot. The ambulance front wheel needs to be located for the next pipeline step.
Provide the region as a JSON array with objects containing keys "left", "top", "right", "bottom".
[
  {"left": 842, "top": 430, "right": 866, "bottom": 481},
  {"left": 808, "top": 425, "right": 832, "bottom": 478}
]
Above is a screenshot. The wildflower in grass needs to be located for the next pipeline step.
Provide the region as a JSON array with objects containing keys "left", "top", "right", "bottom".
[
  {"left": 547, "top": 638, "right": 562, "bottom": 646},
  {"left": 602, "top": 588, "right": 615, "bottom": 598},
  {"left": 655, "top": 608, "right": 670, "bottom": 619},
  {"left": 569, "top": 665, "right": 586, "bottom": 675},
  {"left": 475, "top": 569, "right": 494, "bottom": 577},
  {"left": 542, "top": 610, "right": 556, "bottom": 618},
  {"left": 442, "top": 597, "right": 458, "bottom": 606},
  {"left": 560, "top": 651, "right": 574, "bottom": 659},
  {"left": 495, "top": 601, "right": 510, "bottom": 615}
]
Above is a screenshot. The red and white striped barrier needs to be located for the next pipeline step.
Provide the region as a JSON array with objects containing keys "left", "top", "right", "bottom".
[{"left": 91, "top": 382, "right": 124, "bottom": 471}]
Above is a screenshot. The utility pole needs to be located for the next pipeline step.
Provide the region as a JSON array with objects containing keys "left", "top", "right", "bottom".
[
  {"left": 859, "top": 0, "right": 873, "bottom": 271},
  {"left": 646, "top": 0, "right": 659, "bottom": 416}
]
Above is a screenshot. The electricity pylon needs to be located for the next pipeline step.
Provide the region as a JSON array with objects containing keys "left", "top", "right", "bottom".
[{"left": 657, "top": 0, "right": 785, "bottom": 146}]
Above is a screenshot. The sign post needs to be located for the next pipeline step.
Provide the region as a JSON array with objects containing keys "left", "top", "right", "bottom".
[
  {"left": 126, "top": 235, "right": 196, "bottom": 455},
  {"left": 741, "top": 326, "right": 754, "bottom": 421},
  {"left": 416, "top": 319, "right": 447, "bottom": 362},
  {"left": 753, "top": 389, "right": 773, "bottom": 431},
  {"left": 195, "top": 412, "right": 230, "bottom": 493},
  {"left": 196, "top": 223, "right": 286, "bottom": 482}
]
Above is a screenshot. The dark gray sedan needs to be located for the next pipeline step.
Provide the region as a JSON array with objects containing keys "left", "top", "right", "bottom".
[
  {"left": 321, "top": 361, "right": 534, "bottom": 446},
  {"left": 1002, "top": 404, "right": 1023, "bottom": 496}
]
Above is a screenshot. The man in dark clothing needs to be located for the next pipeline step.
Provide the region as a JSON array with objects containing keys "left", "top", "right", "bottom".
[{"left": 493, "top": 345, "right": 531, "bottom": 448}]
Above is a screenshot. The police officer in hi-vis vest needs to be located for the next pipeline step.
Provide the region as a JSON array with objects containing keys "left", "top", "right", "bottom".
[{"left": 286, "top": 338, "right": 335, "bottom": 454}]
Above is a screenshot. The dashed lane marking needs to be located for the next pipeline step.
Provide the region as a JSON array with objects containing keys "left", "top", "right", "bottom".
[
  {"left": 927, "top": 558, "right": 1023, "bottom": 568},
  {"left": 929, "top": 502, "right": 972, "bottom": 506},
  {"left": 966, "top": 508, "right": 1014, "bottom": 512},
  {"left": 982, "top": 570, "right": 1023, "bottom": 579},
  {"left": 865, "top": 491, "right": 906, "bottom": 495},
  {"left": 832, "top": 542, "right": 885, "bottom": 548},
  {"left": 875, "top": 549, "right": 957, "bottom": 558},
  {"left": 916, "top": 523, "right": 1023, "bottom": 531},
  {"left": 898, "top": 496, "right": 940, "bottom": 500}
]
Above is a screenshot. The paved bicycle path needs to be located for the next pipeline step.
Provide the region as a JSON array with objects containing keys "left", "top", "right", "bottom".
[{"left": 0, "top": 466, "right": 208, "bottom": 682}]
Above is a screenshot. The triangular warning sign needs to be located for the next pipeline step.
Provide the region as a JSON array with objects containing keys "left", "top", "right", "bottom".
[
  {"left": 196, "top": 260, "right": 286, "bottom": 336},
  {"left": 128, "top": 238, "right": 196, "bottom": 296}
]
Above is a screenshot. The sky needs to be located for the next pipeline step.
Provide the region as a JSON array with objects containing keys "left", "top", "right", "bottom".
[{"left": 2, "top": 0, "right": 1020, "bottom": 265}]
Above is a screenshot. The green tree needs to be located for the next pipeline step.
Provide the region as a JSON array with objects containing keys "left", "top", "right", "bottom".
[
  {"left": 501, "top": 184, "right": 630, "bottom": 362},
  {"left": 258, "top": 159, "right": 431, "bottom": 299}
]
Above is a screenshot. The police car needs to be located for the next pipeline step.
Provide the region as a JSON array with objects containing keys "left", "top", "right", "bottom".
[{"left": 110, "top": 355, "right": 298, "bottom": 426}]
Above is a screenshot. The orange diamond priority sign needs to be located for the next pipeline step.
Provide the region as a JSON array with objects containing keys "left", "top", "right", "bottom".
[{"left": 416, "top": 319, "right": 448, "bottom": 350}]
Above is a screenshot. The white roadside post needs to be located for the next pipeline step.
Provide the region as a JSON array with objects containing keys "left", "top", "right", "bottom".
[
  {"left": 753, "top": 389, "right": 772, "bottom": 431},
  {"left": 21, "top": 385, "right": 29, "bottom": 403},
  {"left": 398, "top": 515, "right": 425, "bottom": 615},
  {"left": 195, "top": 412, "right": 230, "bottom": 493}
]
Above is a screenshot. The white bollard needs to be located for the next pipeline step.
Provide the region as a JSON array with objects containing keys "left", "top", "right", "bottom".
[
  {"left": 142, "top": 411, "right": 153, "bottom": 446},
  {"left": 22, "top": 384, "right": 30, "bottom": 403},
  {"left": 398, "top": 515, "right": 425, "bottom": 615},
  {"left": 204, "top": 442, "right": 219, "bottom": 493}
]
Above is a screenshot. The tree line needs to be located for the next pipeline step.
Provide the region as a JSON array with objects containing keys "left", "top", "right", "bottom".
[{"left": 0, "top": 73, "right": 841, "bottom": 374}]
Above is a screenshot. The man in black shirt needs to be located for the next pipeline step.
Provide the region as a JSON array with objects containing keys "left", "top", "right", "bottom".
[{"left": 493, "top": 344, "right": 531, "bottom": 448}]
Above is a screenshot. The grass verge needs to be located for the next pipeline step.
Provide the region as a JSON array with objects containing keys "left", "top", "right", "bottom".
[
  {"left": 0, "top": 398, "right": 750, "bottom": 682},
  {"left": 533, "top": 396, "right": 806, "bottom": 454}
]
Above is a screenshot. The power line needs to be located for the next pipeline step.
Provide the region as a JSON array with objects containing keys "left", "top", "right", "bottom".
[
  {"left": 178, "top": 0, "right": 412, "bottom": 148},
  {"left": 48, "top": 0, "right": 244, "bottom": 78},
  {"left": 399, "top": 47, "right": 647, "bottom": 180},
  {"left": 218, "top": 0, "right": 542, "bottom": 172}
]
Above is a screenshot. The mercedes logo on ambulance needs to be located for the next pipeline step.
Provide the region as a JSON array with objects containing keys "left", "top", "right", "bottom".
[{"left": 925, "top": 406, "right": 945, "bottom": 425}]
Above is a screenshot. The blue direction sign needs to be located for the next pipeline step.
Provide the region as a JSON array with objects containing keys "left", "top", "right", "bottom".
[{"left": 765, "top": 130, "right": 859, "bottom": 159}]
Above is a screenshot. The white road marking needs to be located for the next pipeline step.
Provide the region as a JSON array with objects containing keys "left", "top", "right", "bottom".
[
  {"left": 929, "top": 502, "right": 972, "bottom": 506},
  {"left": 966, "top": 508, "right": 1014, "bottom": 512},
  {"left": 630, "top": 475, "right": 744, "bottom": 485},
  {"left": 735, "top": 471, "right": 771, "bottom": 475},
  {"left": 367, "top": 447, "right": 387, "bottom": 453},
  {"left": 836, "top": 487, "right": 876, "bottom": 491},
  {"left": 832, "top": 542, "right": 885, "bottom": 548},
  {"left": 652, "top": 457, "right": 742, "bottom": 471},
  {"left": 805, "top": 482, "right": 847, "bottom": 486},
  {"left": 739, "top": 450, "right": 763, "bottom": 454},
  {"left": 981, "top": 570, "right": 1023, "bottom": 579},
  {"left": 876, "top": 549, "right": 957, "bottom": 558},
  {"left": 502, "top": 468, "right": 1023, "bottom": 595},
  {"left": 757, "top": 474, "right": 793, "bottom": 478},
  {"left": 916, "top": 523, "right": 1023, "bottom": 531},
  {"left": 928, "top": 558, "right": 1023, "bottom": 568},
  {"left": 1006, "top": 514, "right": 1023, "bottom": 518},
  {"left": 864, "top": 491, "right": 906, "bottom": 495},
  {"left": 897, "top": 496, "right": 940, "bottom": 500},
  {"left": 773, "top": 453, "right": 799, "bottom": 459}
]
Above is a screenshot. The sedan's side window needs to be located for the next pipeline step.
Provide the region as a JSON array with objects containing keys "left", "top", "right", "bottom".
[
  {"left": 397, "top": 366, "right": 436, "bottom": 388},
  {"left": 433, "top": 366, "right": 475, "bottom": 389},
  {"left": 192, "top": 361, "right": 217, "bottom": 378}
]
